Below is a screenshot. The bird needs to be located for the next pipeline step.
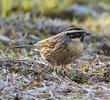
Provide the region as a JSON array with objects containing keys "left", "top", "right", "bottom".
[{"left": 10, "top": 25, "right": 91, "bottom": 67}]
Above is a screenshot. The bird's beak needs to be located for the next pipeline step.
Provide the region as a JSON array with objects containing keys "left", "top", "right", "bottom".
[{"left": 84, "top": 32, "right": 92, "bottom": 36}]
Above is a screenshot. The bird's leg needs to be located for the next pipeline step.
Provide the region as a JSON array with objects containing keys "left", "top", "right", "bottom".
[
  {"left": 61, "top": 64, "right": 70, "bottom": 71},
  {"left": 48, "top": 62, "right": 59, "bottom": 72},
  {"left": 47, "top": 61, "right": 55, "bottom": 71}
]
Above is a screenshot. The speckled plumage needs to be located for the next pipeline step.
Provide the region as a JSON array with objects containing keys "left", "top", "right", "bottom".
[
  {"left": 35, "top": 32, "right": 83, "bottom": 66},
  {"left": 11, "top": 26, "right": 91, "bottom": 66}
]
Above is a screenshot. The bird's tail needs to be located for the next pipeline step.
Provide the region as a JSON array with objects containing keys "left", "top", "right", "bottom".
[{"left": 9, "top": 45, "right": 38, "bottom": 49}]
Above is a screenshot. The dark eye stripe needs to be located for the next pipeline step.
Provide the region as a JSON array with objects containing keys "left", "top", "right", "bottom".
[
  {"left": 64, "top": 26, "right": 85, "bottom": 39},
  {"left": 66, "top": 32, "right": 83, "bottom": 38}
]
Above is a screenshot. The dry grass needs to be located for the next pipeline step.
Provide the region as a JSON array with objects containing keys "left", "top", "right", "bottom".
[{"left": 0, "top": 15, "right": 110, "bottom": 100}]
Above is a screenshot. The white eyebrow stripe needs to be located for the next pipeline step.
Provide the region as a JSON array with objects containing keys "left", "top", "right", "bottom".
[{"left": 65, "top": 30, "right": 85, "bottom": 33}]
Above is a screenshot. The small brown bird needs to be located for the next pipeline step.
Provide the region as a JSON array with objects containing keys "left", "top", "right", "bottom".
[{"left": 10, "top": 26, "right": 91, "bottom": 67}]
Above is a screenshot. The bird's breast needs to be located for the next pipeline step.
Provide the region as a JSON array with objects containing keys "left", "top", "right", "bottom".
[
  {"left": 40, "top": 39, "right": 83, "bottom": 66},
  {"left": 68, "top": 39, "right": 83, "bottom": 59}
]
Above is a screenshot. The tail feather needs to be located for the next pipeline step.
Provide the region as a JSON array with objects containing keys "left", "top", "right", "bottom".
[{"left": 9, "top": 45, "right": 37, "bottom": 49}]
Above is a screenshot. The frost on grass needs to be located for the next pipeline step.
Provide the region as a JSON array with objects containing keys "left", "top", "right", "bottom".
[
  {"left": 0, "top": 48, "right": 110, "bottom": 100},
  {"left": 0, "top": 16, "right": 110, "bottom": 100}
]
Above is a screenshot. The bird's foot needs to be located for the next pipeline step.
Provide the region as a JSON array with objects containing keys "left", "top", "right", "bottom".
[{"left": 61, "top": 65, "right": 70, "bottom": 71}]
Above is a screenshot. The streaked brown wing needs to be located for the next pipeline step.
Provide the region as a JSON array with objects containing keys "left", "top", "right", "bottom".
[
  {"left": 36, "top": 33, "right": 71, "bottom": 50},
  {"left": 36, "top": 38, "right": 55, "bottom": 48},
  {"left": 53, "top": 34, "right": 71, "bottom": 50},
  {"left": 35, "top": 33, "right": 62, "bottom": 48}
]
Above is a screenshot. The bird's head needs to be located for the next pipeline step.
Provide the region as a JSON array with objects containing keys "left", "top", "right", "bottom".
[{"left": 65, "top": 26, "right": 91, "bottom": 42}]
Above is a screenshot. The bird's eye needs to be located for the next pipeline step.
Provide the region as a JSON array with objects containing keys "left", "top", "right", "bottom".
[
  {"left": 74, "top": 33, "right": 83, "bottom": 38},
  {"left": 66, "top": 33, "right": 83, "bottom": 38}
]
